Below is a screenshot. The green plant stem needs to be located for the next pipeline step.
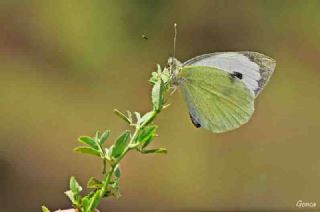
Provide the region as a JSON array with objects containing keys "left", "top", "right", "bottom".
[
  {"left": 86, "top": 165, "right": 115, "bottom": 212},
  {"left": 101, "top": 165, "right": 116, "bottom": 197},
  {"left": 58, "top": 66, "right": 170, "bottom": 212},
  {"left": 102, "top": 158, "right": 107, "bottom": 175},
  {"left": 92, "top": 110, "right": 159, "bottom": 211}
]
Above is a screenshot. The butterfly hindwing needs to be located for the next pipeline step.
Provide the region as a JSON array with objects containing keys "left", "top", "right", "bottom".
[
  {"left": 177, "top": 66, "right": 255, "bottom": 133},
  {"left": 183, "top": 52, "right": 276, "bottom": 97}
]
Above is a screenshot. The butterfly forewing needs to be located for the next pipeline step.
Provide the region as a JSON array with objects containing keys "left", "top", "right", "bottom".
[
  {"left": 183, "top": 52, "right": 276, "bottom": 97},
  {"left": 177, "top": 66, "right": 255, "bottom": 133}
]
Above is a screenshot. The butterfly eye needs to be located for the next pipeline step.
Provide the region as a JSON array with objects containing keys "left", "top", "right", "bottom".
[{"left": 167, "top": 57, "right": 174, "bottom": 66}]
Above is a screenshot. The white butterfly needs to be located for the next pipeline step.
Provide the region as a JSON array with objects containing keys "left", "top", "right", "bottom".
[{"left": 169, "top": 51, "right": 276, "bottom": 132}]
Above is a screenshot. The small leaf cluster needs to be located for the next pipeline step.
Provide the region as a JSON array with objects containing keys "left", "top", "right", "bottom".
[
  {"left": 150, "top": 65, "right": 171, "bottom": 112},
  {"left": 42, "top": 65, "right": 172, "bottom": 212}
]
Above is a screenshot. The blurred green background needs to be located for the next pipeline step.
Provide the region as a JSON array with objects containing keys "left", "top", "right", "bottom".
[{"left": 1, "top": 0, "right": 320, "bottom": 211}]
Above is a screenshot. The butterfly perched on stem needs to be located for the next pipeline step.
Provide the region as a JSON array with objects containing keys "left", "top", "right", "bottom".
[{"left": 169, "top": 51, "right": 276, "bottom": 133}]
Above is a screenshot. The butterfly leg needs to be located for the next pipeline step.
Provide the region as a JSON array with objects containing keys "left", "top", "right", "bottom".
[{"left": 170, "top": 85, "right": 177, "bottom": 95}]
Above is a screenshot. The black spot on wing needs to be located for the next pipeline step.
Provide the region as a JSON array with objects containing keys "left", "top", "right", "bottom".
[
  {"left": 229, "top": 72, "right": 243, "bottom": 85},
  {"left": 230, "top": 71, "right": 243, "bottom": 79},
  {"left": 189, "top": 113, "right": 201, "bottom": 128}
]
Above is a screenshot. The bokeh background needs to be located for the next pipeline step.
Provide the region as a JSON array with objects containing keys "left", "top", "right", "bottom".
[{"left": 1, "top": 0, "right": 320, "bottom": 211}]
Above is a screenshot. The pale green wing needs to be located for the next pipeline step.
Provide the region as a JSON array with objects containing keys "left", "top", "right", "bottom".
[
  {"left": 177, "top": 66, "right": 255, "bottom": 133},
  {"left": 183, "top": 52, "right": 276, "bottom": 97}
]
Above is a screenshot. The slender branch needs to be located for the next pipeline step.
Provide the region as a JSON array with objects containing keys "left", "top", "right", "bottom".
[
  {"left": 90, "top": 109, "right": 160, "bottom": 212},
  {"left": 102, "top": 158, "right": 107, "bottom": 175},
  {"left": 57, "top": 64, "right": 170, "bottom": 212},
  {"left": 100, "top": 165, "right": 116, "bottom": 197}
]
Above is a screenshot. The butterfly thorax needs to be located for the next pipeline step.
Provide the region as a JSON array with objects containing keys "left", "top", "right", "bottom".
[{"left": 168, "top": 57, "right": 183, "bottom": 85}]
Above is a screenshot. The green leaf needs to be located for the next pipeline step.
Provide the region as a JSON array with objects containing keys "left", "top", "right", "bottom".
[
  {"left": 137, "top": 125, "right": 157, "bottom": 148},
  {"left": 149, "top": 66, "right": 160, "bottom": 85},
  {"left": 87, "top": 177, "right": 103, "bottom": 189},
  {"left": 127, "top": 110, "right": 133, "bottom": 123},
  {"left": 157, "top": 64, "right": 162, "bottom": 74},
  {"left": 114, "top": 165, "right": 121, "bottom": 178},
  {"left": 111, "top": 189, "right": 121, "bottom": 199},
  {"left": 74, "top": 146, "right": 100, "bottom": 157},
  {"left": 139, "top": 148, "right": 167, "bottom": 154},
  {"left": 138, "top": 111, "right": 155, "bottom": 126},
  {"left": 70, "top": 176, "right": 82, "bottom": 194},
  {"left": 161, "top": 67, "right": 170, "bottom": 84},
  {"left": 78, "top": 136, "right": 99, "bottom": 150},
  {"left": 64, "top": 177, "right": 82, "bottom": 208},
  {"left": 109, "top": 175, "right": 121, "bottom": 199},
  {"left": 87, "top": 190, "right": 101, "bottom": 211},
  {"left": 114, "top": 109, "right": 131, "bottom": 124},
  {"left": 81, "top": 192, "right": 97, "bottom": 211},
  {"left": 95, "top": 131, "right": 100, "bottom": 143},
  {"left": 41, "top": 206, "right": 50, "bottom": 212},
  {"left": 107, "top": 145, "right": 114, "bottom": 159},
  {"left": 111, "top": 131, "right": 130, "bottom": 158},
  {"left": 100, "top": 130, "right": 110, "bottom": 145},
  {"left": 81, "top": 196, "right": 90, "bottom": 211},
  {"left": 134, "top": 112, "right": 141, "bottom": 123},
  {"left": 152, "top": 78, "right": 164, "bottom": 112},
  {"left": 65, "top": 190, "right": 75, "bottom": 204},
  {"left": 105, "top": 147, "right": 110, "bottom": 157}
]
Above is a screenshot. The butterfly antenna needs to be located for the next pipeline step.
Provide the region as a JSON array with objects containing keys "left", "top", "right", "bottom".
[
  {"left": 169, "top": 23, "right": 178, "bottom": 79},
  {"left": 173, "top": 23, "right": 177, "bottom": 58}
]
